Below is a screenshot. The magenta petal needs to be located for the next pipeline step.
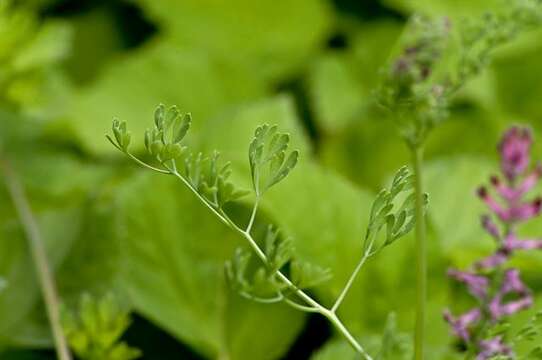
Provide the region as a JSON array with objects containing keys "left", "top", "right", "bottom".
[
  {"left": 477, "top": 336, "right": 513, "bottom": 360},
  {"left": 489, "top": 269, "right": 532, "bottom": 320},
  {"left": 499, "top": 126, "right": 532, "bottom": 182},
  {"left": 509, "top": 198, "right": 542, "bottom": 221},
  {"left": 501, "top": 269, "right": 527, "bottom": 293},
  {"left": 444, "top": 308, "right": 481, "bottom": 342},
  {"left": 481, "top": 215, "right": 501, "bottom": 240},
  {"left": 515, "top": 165, "right": 542, "bottom": 196},
  {"left": 505, "top": 233, "right": 542, "bottom": 251},
  {"left": 448, "top": 269, "right": 489, "bottom": 299},
  {"left": 478, "top": 190, "right": 511, "bottom": 221},
  {"left": 475, "top": 251, "right": 508, "bottom": 270},
  {"left": 491, "top": 175, "right": 520, "bottom": 202}
]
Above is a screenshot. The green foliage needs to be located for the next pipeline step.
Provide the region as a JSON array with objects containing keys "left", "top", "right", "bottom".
[
  {"left": 70, "top": 42, "right": 266, "bottom": 154},
  {"left": 114, "top": 172, "right": 304, "bottom": 359},
  {"left": 3, "top": 0, "right": 542, "bottom": 358},
  {"left": 290, "top": 259, "right": 333, "bottom": 290},
  {"left": 0, "top": 0, "right": 71, "bottom": 114},
  {"left": 0, "top": 141, "right": 117, "bottom": 348},
  {"left": 131, "top": 0, "right": 331, "bottom": 82},
  {"left": 61, "top": 293, "right": 141, "bottom": 360},
  {"left": 377, "top": 313, "right": 412, "bottom": 360},
  {"left": 363, "top": 166, "right": 425, "bottom": 255},
  {"left": 249, "top": 124, "right": 299, "bottom": 196}
]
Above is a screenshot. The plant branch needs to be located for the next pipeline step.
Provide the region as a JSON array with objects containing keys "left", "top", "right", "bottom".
[
  {"left": 0, "top": 156, "right": 72, "bottom": 360},
  {"left": 245, "top": 197, "right": 259, "bottom": 234},
  {"left": 162, "top": 161, "right": 374, "bottom": 360},
  {"left": 331, "top": 251, "right": 371, "bottom": 313},
  {"left": 412, "top": 146, "right": 427, "bottom": 360},
  {"left": 127, "top": 152, "right": 170, "bottom": 174}
]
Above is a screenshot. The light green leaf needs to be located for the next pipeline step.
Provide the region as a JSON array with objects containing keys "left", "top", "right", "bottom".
[
  {"left": 68, "top": 42, "right": 266, "bottom": 154},
  {"left": 132, "top": 0, "right": 332, "bottom": 82}
]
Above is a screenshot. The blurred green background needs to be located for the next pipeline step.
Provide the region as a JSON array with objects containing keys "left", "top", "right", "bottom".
[{"left": 1, "top": 0, "right": 542, "bottom": 359}]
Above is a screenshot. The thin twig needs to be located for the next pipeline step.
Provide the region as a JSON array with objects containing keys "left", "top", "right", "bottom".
[
  {"left": 0, "top": 156, "right": 72, "bottom": 360},
  {"left": 331, "top": 251, "right": 370, "bottom": 313}
]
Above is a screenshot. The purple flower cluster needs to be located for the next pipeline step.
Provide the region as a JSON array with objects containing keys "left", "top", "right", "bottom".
[{"left": 444, "top": 126, "right": 542, "bottom": 359}]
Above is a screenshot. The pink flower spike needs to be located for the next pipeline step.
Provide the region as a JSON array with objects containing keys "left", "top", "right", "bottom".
[
  {"left": 499, "top": 126, "right": 532, "bottom": 182},
  {"left": 444, "top": 308, "right": 481, "bottom": 342},
  {"left": 477, "top": 336, "right": 513, "bottom": 360},
  {"left": 448, "top": 269, "right": 489, "bottom": 299}
]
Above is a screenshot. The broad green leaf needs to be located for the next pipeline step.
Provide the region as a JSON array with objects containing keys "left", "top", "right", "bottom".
[
  {"left": 307, "top": 54, "right": 365, "bottom": 133},
  {"left": 114, "top": 172, "right": 304, "bottom": 359},
  {"left": 132, "top": 0, "right": 332, "bottom": 82},
  {"left": 67, "top": 42, "right": 266, "bottom": 155}
]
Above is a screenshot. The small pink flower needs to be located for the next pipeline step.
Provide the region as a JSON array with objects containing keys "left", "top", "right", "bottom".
[
  {"left": 447, "top": 269, "right": 488, "bottom": 300},
  {"left": 499, "top": 126, "right": 532, "bottom": 182},
  {"left": 481, "top": 215, "right": 500, "bottom": 240},
  {"left": 478, "top": 187, "right": 542, "bottom": 223},
  {"left": 475, "top": 250, "right": 509, "bottom": 270},
  {"left": 444, "top": 308, "right": 481, "bottom": 342},
  {"left": 488, "top": 269, "right": 532, "bottom": 320},
  {"left": 477, "top": 336, "right": 513, "bottom": 360},
  {"left": 504, "top": 233, "right": 542, "bottom": 251}
]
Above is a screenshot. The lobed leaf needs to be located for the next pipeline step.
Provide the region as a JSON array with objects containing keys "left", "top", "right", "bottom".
[
  {"left": 248, "top": 124, "right": 299, "bottom": 195},
  {"left": 290, "top": 259, "right": 332, "bottom": 289}
]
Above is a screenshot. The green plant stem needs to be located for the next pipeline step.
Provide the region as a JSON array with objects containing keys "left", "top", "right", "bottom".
[
  {"left": 0, "top": 157, "right": 72, "bottom": 360},
  {"left": 331, "top": 252, "right": 370, "bottom": 313},
  {"left": 245, "top": 197, "right": 260, "bottom": 233},
  {"left": 137, "top": 158, "right": 374, "bottom": 360},
  {"left": 412, "top": 146, "right": 427, "bottom": 360}
]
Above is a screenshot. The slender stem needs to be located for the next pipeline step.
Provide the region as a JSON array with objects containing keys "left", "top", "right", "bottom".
[
  {"left": 127, "top": 152, "right": 170, "bottom": 174},
  {"left": 170, "top": 171, "right": 229, "bottom": 226},
  {"left": 245, "top": 197, "right": 259, "bottom": 234},
  {"left": 331, "top": 252, "right": 370, "bottom": 313},
  {"left": 0, "top": 157, "right": 72, "bottom": 360},
  {"left": 412, "top": 146, "right": 427, "bottom": 360},
  {"left": 325, "top": 311, "right": 369, "bottom": 357}
]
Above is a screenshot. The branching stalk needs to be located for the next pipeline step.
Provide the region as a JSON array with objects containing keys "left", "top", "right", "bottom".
[
  {"left": 129, "top": 153, "right": 374, "bottom": 360},
  {"left": 245, "top": 197, "right": 259, "bottom": 234},
  {"left": 0, "top": 156, "right": 72, "bottom": 360}
]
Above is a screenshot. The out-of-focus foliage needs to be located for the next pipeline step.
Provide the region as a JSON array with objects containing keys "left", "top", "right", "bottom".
[
  {"left": 1, "top": 0, "right": 542, "bottom": 359},
  {"left": 61, "top": 293, "right": 141, "bottom": 360}
]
